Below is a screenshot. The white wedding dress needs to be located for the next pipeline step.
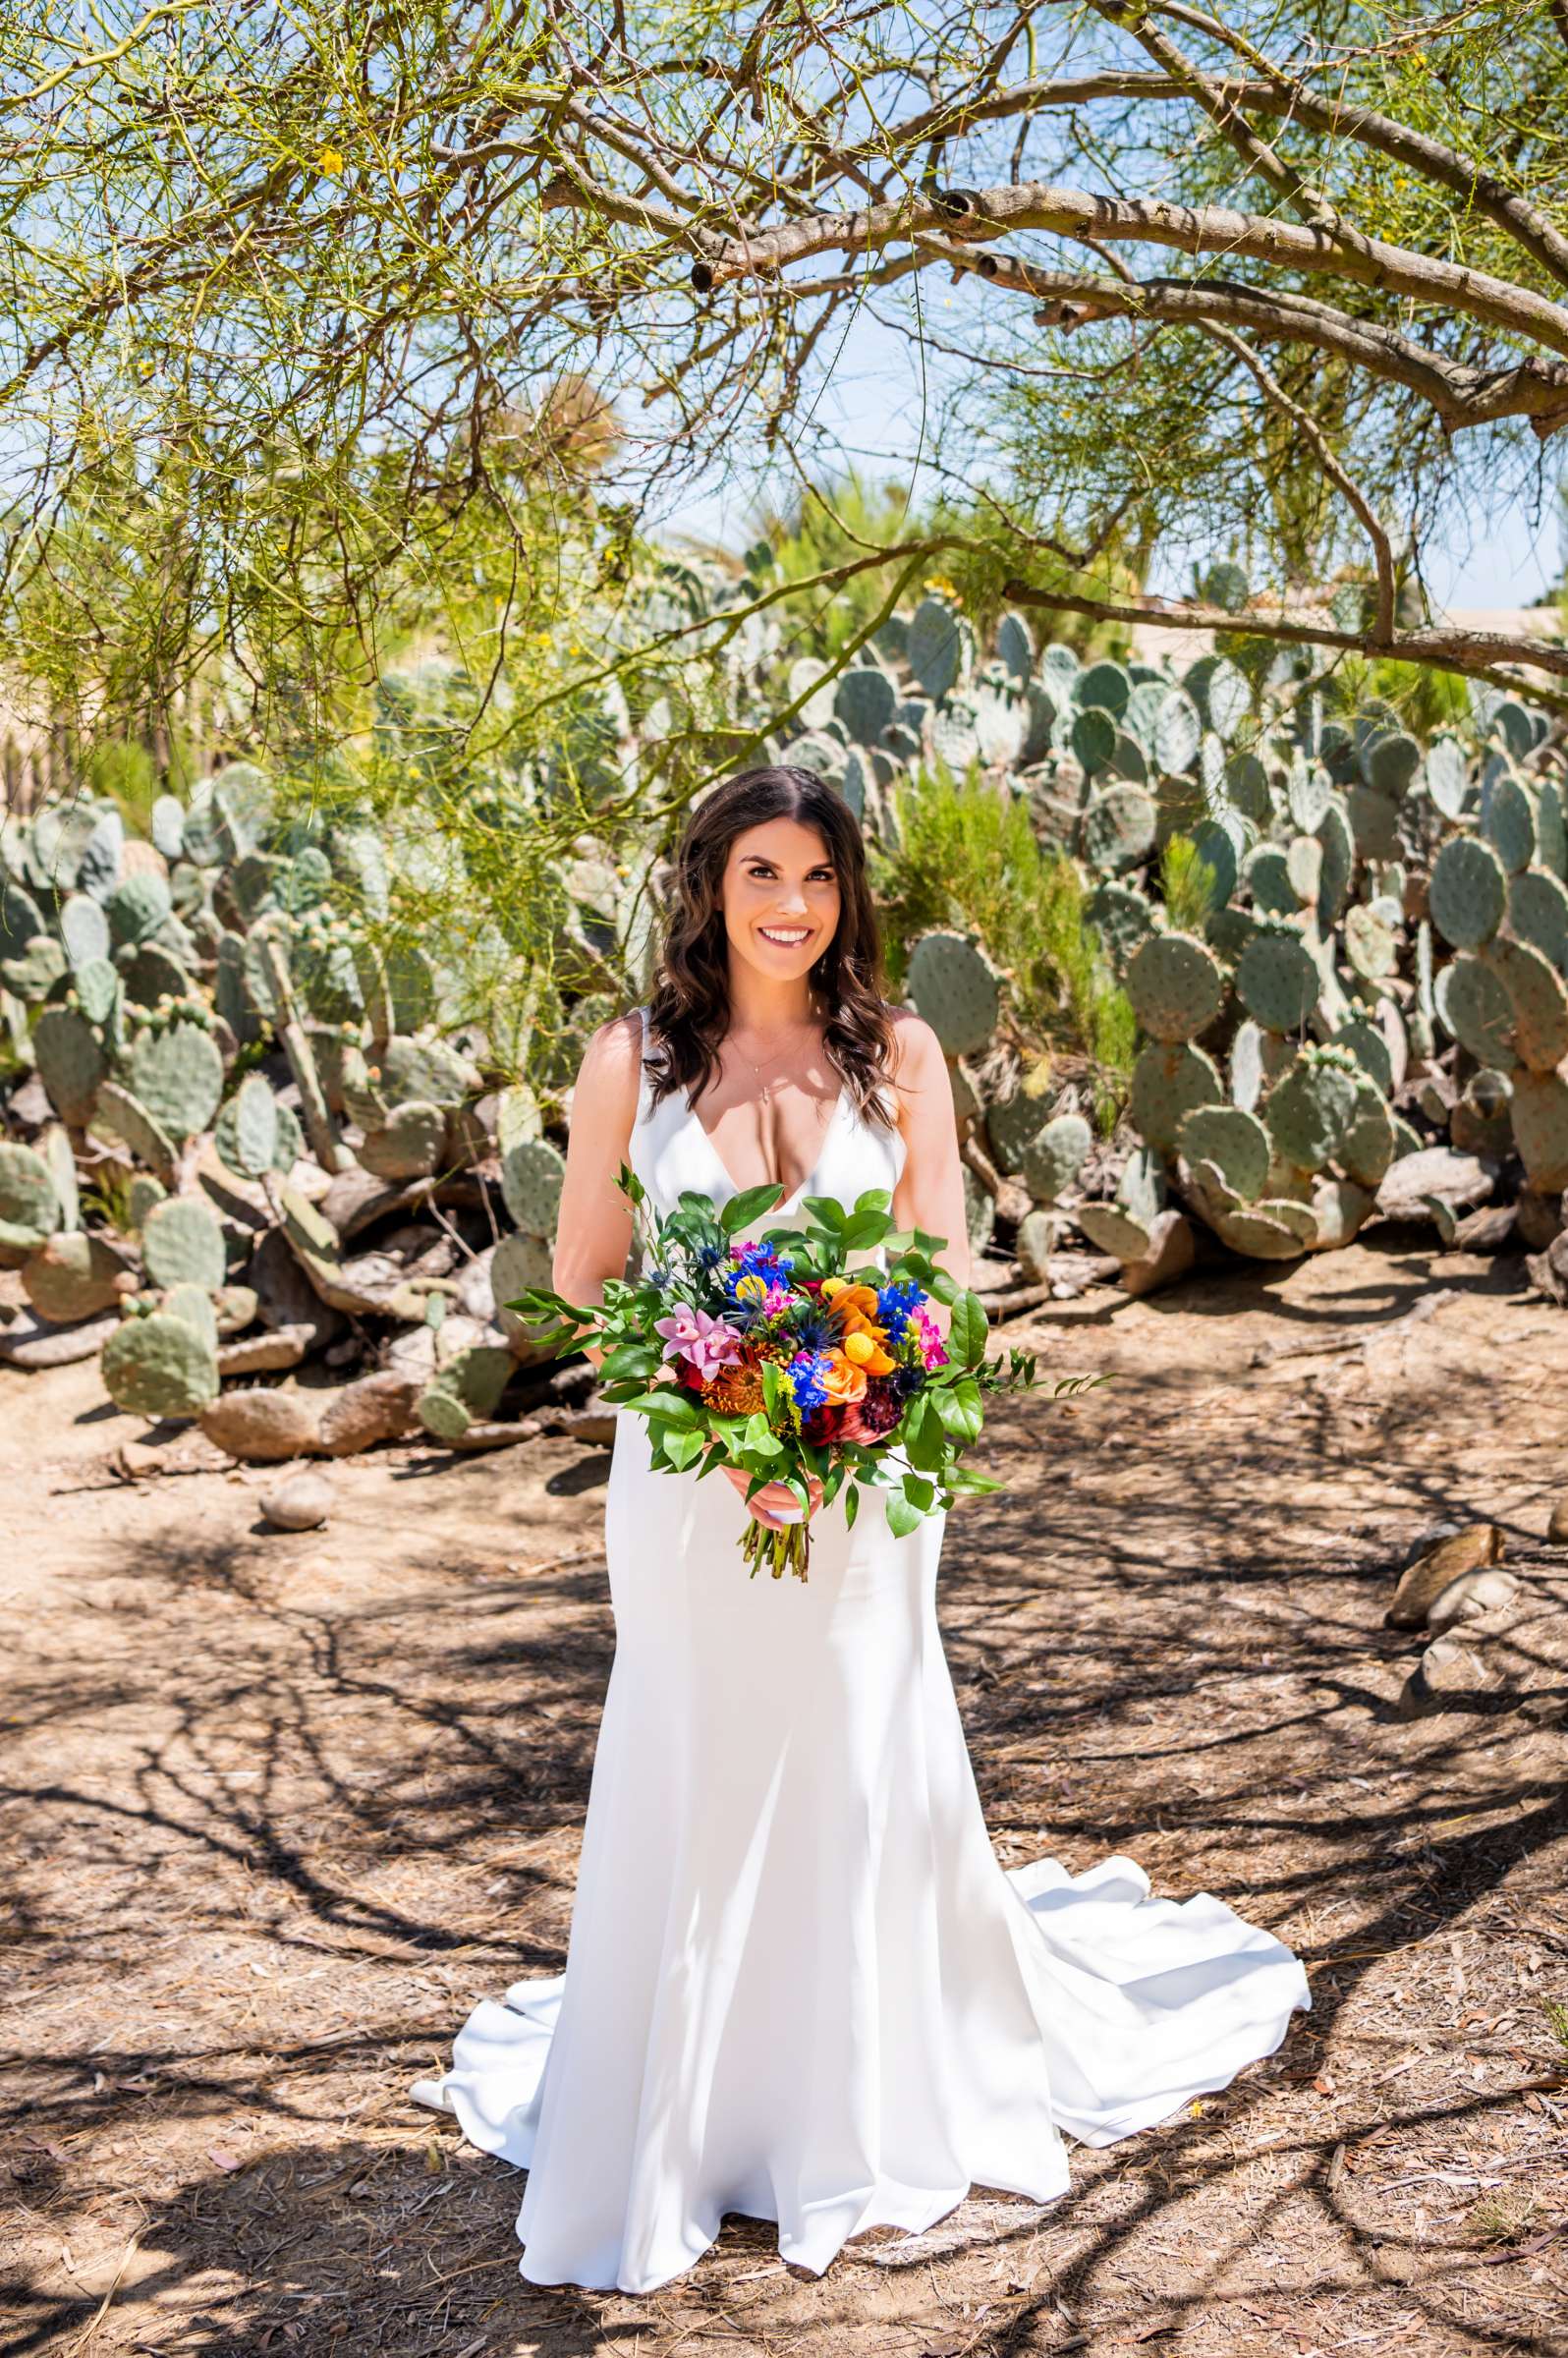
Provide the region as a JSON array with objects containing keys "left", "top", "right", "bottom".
[{"left": 413, "top": 1008, "right": 1311, "bottom": 2292}]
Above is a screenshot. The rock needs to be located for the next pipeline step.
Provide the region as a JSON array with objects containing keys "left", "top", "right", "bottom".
[
  {"left": 1385, "top": 1524, "right": 1505, "bottom": 1627},
  {"left": 1526, "top": 1228, "right": 1568, "bottom": 1309},
  {"left": 384, "top": 1323, "right": 439, "bottom": 1382},
  {"left": 316, "top": 1370, "right": 421, "bottom": 1457},
  {"left": 1425, "top": 1567, "right": 1521, "bottom": 1635},
  {"left": 0, "top": 1307, "right": 122, "bottom": 1369},
  {"left": 1452, "top": 1203, "right": 1516, "bottom": 1254},
  {"left": 199, "top": 1386, "right": 322, "bottom": 1462},
  {"left": 1548, "top": 1499, "right": 1568, "bottom": 1545},
  {"left": 218, "top": 1323, "right": 314, "bottom": 1377},
  {"left": 1374, "top": 1148, "right": 1497, "bottom": 1224},
  {"left": 1120, "top": 1209, "right": 1195, "bottom": 1299},
  {"left": 1397, "top": 1635, "right": 1490, "bottom": 1720},
  {"left": 1515, "top": 1190, "right": 1565, "bottom": 1254},
  {"left": 259, "top": 1471, "right": 333, "bottom": 1531},
  {"left": 454, "top": 1244, "right": 498, "bottom": 1322}
]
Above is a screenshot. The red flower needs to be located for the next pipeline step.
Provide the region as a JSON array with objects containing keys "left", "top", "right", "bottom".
[{"left": 802, "top": 1400, "right": 850, "bottom": 1444}]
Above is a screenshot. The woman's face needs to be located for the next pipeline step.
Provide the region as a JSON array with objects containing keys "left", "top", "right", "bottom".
[{"left": 720, "top": 815, "right": 841, "bottom": 986}]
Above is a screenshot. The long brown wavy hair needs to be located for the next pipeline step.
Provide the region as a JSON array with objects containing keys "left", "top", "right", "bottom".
[{"left": 642, "top": 766, "right": 899, "bottom": 1133}]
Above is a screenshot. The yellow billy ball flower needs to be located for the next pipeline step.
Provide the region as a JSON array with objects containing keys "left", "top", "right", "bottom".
[{"left": 733, "top": 1271, "right": 770, "bottom": 1308}]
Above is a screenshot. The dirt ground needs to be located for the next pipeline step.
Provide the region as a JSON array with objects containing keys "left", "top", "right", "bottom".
[{"left": 3, "top": 1231, "right": 1566, "bottom": 2358}]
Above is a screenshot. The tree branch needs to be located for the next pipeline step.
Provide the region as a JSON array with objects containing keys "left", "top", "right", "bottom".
[
  {"left": 999, "top": 580, "right": 1568, "bottom": 683},
  {"left": 689, "top": 179, "right": 1568, "bottom": 361},
  {"left": 919, "top": 243, "right": 1568, "bottom": 434},
  {"left": 802, "top": 71, "right": 1568, "bottom": 293}
]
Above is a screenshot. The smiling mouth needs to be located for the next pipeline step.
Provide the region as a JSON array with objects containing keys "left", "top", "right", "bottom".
[{"left": 757, "top": 926, "right": 812, "bottom": 946}]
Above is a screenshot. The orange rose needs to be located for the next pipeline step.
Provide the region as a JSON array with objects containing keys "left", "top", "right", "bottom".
[{"left": 819, "top": 1350, "right": 868, "bottom": 1405}]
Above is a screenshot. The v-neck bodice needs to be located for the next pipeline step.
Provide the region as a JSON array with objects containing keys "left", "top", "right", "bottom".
[{"left": 627, "top": 1004, "right": 906, "bottom": 1226}]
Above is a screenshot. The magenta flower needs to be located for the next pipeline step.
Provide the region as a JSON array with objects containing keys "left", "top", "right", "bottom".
[
  {"left": 914, "top": 1308, "right": 949, "bottom": 1370},
  {"left": 654, "top": 1300, "right": 742, "bottom": 1380}
]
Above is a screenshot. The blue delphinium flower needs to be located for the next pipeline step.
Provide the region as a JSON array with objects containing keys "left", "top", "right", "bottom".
[
  {"left": 875, "top": 1278, "right": 923, "bottom": 1341},
  {"left": 784, "top": 1350, "right": 833, "bottom": 1412},
  {"left": 720, "top": 1238, "right": 795, "bottom": 1302}
]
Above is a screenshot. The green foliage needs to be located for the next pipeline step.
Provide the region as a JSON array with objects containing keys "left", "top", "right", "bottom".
[
  {"left": 1160, "top": 836, "right": 1223, "bottom": 935},
  {"left": 871, "top": 765, "right": 1136, "bottom": 1077}
]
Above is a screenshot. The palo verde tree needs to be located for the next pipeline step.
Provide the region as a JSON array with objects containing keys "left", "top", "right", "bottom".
[{"left": 3, "top": 0, "right": 1567, "bottom": 738}]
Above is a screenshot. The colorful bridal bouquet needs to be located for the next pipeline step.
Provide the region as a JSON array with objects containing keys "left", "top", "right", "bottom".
[{"left": 507, "top": 1166, "right": 1103, "bottom": 1581}]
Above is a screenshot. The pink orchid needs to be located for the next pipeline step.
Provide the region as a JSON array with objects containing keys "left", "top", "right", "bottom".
[
  {"left": 654, "top": 1300, "right": 742, "bottom": 1381},
  {"left": 914, "top": 1307, "right": 949, "bottom": 1370}
]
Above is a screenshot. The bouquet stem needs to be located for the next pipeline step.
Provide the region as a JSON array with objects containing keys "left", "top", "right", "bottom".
[{"left": 741, "top": 1515, "right": 811, "bottom": 1583}]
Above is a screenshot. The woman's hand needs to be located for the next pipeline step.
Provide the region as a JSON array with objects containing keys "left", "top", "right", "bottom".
[{"left": 720, "top": 1462, "right": 824, "bottom": 1529}]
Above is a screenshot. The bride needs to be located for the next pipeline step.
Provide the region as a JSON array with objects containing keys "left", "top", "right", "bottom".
[{"left": 413, "top": 763, "right": 1311, "bottom": 2293}]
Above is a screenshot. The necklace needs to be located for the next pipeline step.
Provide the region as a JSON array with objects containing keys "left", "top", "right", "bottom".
[{"left": 729, "top": 1018, "right": 820, "bottom": 1101}]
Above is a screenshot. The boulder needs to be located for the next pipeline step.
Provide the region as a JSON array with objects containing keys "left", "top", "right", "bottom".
[
  {"left": 199, "top": 1385, "right": 322, "bottom": 1462},
  {"left": 1374, "top": 1148, "right": 1497, "bottom": 1224},
  {"left": 316, "top": 1370, "right": 421, "bottom": 1457},
  {"left": 1397, "top": 1635, "right": 1490, "bottom": 1720},
  {"left": 259, "top": 1471, "right": 334, "bottom": 1532},
  {"left": 1385, "top": 1524, "right": 1505, "bottom": 1628},
  {"left": 1425, "top": 1567, "right": 1520, "bottom": 1635}
]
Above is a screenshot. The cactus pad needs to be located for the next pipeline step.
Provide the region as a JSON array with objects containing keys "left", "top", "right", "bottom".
[
  {"left": 214, "top": 1075, "right": 303, "bottom": 1180},
  {"left": 128, "top": 1020, "right": 224, "bottom": 1141},
  {"left": 32, "top": 1007, "right": 109, "bottom": 1127},
  {"left": 1020, "top": 1113, "right": 1092, "bottom": 1205},
  {"left": 907, "top": 598, "right": 973, "bottom": 701},
  {"left": 501, "top": 1137, "right": 567, "bottom": 1235},
  {"left": 1152, "top": 691, "right": 1202, "bottom": 775},
  {"left": 1176, "top": 1104, "right": 1270, "bottom": 1202},
  {"left": 1124, "top": 930, "right": 1224, "bottom": 1043},
  {"left": 106, "top": 871, "right": 173, "bottom": 948},
  {"left": 1075, "top": 1203, "right": 1150, "bottom": 1261},
  {"left": 1434, "top": 953, "right": 1515, "bottom": 1068},
  {"left": 1509, "top": 868, "right": 1568, "bottom": 976},
  {"left": 1536, "top": 777, "right": 1567, "bottom": 879},
  {"left": 1084, "top": 880, "right": 1154, "bottom": 974},
  {"left": 1264, "top": 1047, "right": 1361, "bottom": 1173},
  {"left": 833, "top": 666, "right": 896, "bottom": 746},
  {"left": 1211, "top": 1205, "right": 1311, "bottom": 1261},
  {"left": 1339, "top": 1080, "right": 1397, "bottom": 1190},
  {"left": 1486, "top": 938, "right": 1568, "bottom": 1074},
  {"left": 1344, "top": 901, "right": 1398, "bottom": 982},
  {"left": 141, "top": 1195, "right": 227, "bottom": 1291},
  {"left": 360, "top": 1099, "right": 448, "bottom": 1181},
  {"left": 904, "top": 930, "right": 1000, "bottom": 1056},
  {"left": 374, "top": 1034, "right": 481, "bottom": 1109},
  {"left": 1331, "top": 1017, "right": 1394, "bottom": 1095},
  {"left": 101, "top": 1310, "right": 219, "bottom": 1420},
  {"left": 1311, "top": 1179, "right": 1376, "bottom": 1251},
  {"left": 1425, "top": 736, "right": 1469, "bottom": 818},
  {"left": 1129, "top": 1041, "right": 1223, "bottom": 1152},
  {"left": 92, "top": 1081, "right": 178, "bottom": 1183},
  {"left": 0, "top": 1142, "right": 61, "bottom": 1249},
  {"left": 1428, "top": 834, "right": 1506, "bottom": 949},
  {"left": 1482, "top": 772, "right": 1537, "bottom": 874},
  {"left": 21, "top": 1230, "right": 128, "bottom": 1323},
  {"left": 1081, "top": 785, "right": 1156, "bottom": 872},
  {"left": 1235, "top": 924, "right": 1318, "bottom": 1033},
  {"left": 1509, "top": 1071, "right": 1568, "bottom": 1191}
]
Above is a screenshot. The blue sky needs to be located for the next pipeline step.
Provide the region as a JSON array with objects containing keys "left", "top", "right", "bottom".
[{"left": 655, "top": 310, "right": 1564, "bottom": 616}]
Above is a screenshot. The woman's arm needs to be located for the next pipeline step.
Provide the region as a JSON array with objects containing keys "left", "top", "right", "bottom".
[
  {"left": 888, "top": 1013, "right": 974, "bottom": 1319},
  {"left": 551, "top": 1012, "right": 644, "bottom": 1375}
]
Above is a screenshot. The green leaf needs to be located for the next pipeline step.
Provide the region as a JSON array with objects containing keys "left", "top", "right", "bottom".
[
  {"left": 885, "top": 1490, "right": 923, "bottom": 1539},
  {"left": 721, "top": 1180, "right": 785, "bottom": 1234},
  {"left": 840, "top": 1208, "right": 892, "bottom": 1251},
  {"left": 801, "top": 1193, "right": 846, "bottom": 1230},
  {"left": 904, "top": 1473, "right": 935, "bottom": 1510},
  {"left": 621, "top": 1388, "right": 700, "bottom": 1424},
  {"left": 929, "top": 1376, "right": 983, "bottom": 1442},
  {"left": 599, "top": 1343, "right": 661, "bottom": 1381},
  {"left": 844, "top": 1481, "right": 860, "bottom": 1530},
  {"left": 903, "top": 1394, "right": 948, "bottom": 1472},
  {"left": 852, "top": 1187, "right": 892, "bottom": 1215},
  {"left": 663, "top": 1427, "right": 704, "bottom": 1470},
  {"left": 946, "top": 1466, "right": 1004, "bottom": 1495},
  {"left": 946, "top": 1289, "right": 990, "bottom": 1367},
  {"left": 742, "top": 1410, "right": 782, "bottom": 1456}
]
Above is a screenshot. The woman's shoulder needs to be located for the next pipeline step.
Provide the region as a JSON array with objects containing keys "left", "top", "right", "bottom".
[
  {"left": 882, "top": 1005, "right": 943, "bottom": 1086},
  {"left": 576, "top": 1006, "right": 647, "bottom": 1102}
]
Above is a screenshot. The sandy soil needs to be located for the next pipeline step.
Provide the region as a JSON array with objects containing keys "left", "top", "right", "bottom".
[{"left": 2, "top": 1231, "right": 1566, "bottom": 2358}]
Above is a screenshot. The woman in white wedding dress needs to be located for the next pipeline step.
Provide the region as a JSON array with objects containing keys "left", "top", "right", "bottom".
[{"left": 414, "top": 765, "right": 1311, "bottom": 2293}]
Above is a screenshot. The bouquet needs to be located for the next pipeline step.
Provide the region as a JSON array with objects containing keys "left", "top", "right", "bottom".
[{"left": 508, "top": 1165, "right": 1104, "bottom": 1581}]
